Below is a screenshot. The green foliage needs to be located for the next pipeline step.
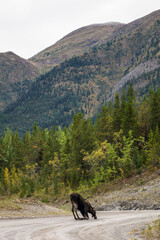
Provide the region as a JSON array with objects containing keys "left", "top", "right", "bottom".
[
  {"left": 118, "top": 131, "right": 134, "bottom": 177},
  {"left": 113, "top": 92, "right": 121, "bottom": 132},
  {"left": 1, "top": 87, "right": 160, "bottom": 197},
  {"left": 95, "top": 104, "right": 113, "bottom": 142},
  {"left": 121, "top": 84, "right": 138, "bottom": 137},
  {"left": 146, "top": 127, "right": 160, "bottom": 167},
  {"left": 1, "top": 12, "right": 160, "bottom": 136},
  {"left": 141, "top": 217, "right": 160, "bottom": 240}
]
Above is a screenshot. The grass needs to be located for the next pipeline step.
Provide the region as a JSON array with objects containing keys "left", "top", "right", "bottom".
[
  {"left": 0, "top": 169, "right": 160, "bottom": 219},
  {"left": 131, "top": 218, "right": 160, "bottom": 240},
  {"left": 0, "top": 197, "right": 22, "bottom": 211},
  {"left": 0, "top": 195, "right": 69, "bottom": 219},
  {"left": 141, "top": 218, "right": 160, "bottom": 240}
]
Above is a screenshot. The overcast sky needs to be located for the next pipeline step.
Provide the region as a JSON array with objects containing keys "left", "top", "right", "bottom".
[{"left": 0, "top": 0, "right": 159, "bottom": 59}]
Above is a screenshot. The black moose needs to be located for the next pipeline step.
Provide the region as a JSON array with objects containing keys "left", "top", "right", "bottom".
[{"left": 70, "top": 192, "right": 97, "bottom": 220}]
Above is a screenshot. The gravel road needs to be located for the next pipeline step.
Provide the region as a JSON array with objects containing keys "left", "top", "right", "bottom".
[{"left": 0, "top": 211, "right": 160, "bottom": 240}]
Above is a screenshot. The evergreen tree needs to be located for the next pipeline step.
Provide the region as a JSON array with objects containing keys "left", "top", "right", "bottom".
[
  {"left": 12, "top": 131, "right": 24, "bottom": 169},
  {"left": 1, "top": 86, "right": 160, "bottom": 197},
  {"left": 0, "top": 129, "right": 15, "bottom": 170},
  {"left": 95, "top": 104, "right": 113, "bottom": 142},
  {"left": 113, "top": 91, "right": 121, "bottom": 132},
  {"left": 138, "top": 95, "right": 150, "bottom": 140},
  {"left": 120, "top": 89, "right": 126, "bottom": 130},
  {"left": 147, "top": 128, "right": 160, "bottom": 167},
  {"left": 69, "top": 112, "right": 96, "bottom": 187},
  {"left": 150, "top": 88, "right": 160, "bottom": 130},
  {"left": 127, "top": 82, "right": 135, "bottom": 100},
  {"left": 121, "top": 85, "right": 138, "bottom": 137}
]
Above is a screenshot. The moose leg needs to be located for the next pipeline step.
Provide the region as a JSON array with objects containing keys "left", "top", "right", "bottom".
[
  {"left": 72, "top": 205, "right": 80, "bottom": 220},
  {"left": 83, "top": 205, "right": 89, "bottom": 220},
  {"left": 84, "top": 213, "right": 89, "bottom": 220},
  {"left": 72, "top": 202, "right": 81, "bottom": 220},
  {"left": 75, "top": 209, "right": 81, "bottom": 220},
  {"left": 72, "top": 208, "right": 78, "bottom": 220},
  {"left": 83, "top": 212, "right": 89, "bottom": 220},
  {"left": 80, "top": 210, "right": 89, "bottom": 220},
  {"left": 74, "top": 209, "right": 84, "bottom": 220}
]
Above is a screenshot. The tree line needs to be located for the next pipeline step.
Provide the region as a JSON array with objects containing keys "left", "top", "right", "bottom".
[{"left": 0, "top": 84, "right": 160, "bottom": 199}]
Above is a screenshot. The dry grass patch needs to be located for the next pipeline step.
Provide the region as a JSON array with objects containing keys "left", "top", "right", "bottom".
[{"left": 141, "top": 218, "right": 160, "bottom": 240}]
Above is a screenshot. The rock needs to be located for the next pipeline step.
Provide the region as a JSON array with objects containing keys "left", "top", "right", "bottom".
[{"left": 97, "top": 200, "right": 160, "bottom": 211}]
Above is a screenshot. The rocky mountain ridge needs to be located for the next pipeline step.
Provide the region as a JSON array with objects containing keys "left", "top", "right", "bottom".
[
  {"left": 0, "top": 10, "right": 159, "bottom": 134},
  {"left": 112, "top": 58, "right": 160, "bottom": 96},
  {"left": 30, "top": 22, "right": 123, "bottom": 72},
  {"left": 0, "top": 22, "right": 123, "bottom": 111},
  {"left": 0, "top": 51, "right": 40, "bottom": 110}
]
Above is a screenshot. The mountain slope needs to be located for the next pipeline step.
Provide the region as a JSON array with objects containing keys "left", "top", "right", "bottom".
[
  {"left": 1, "top": 10, "right": 160, "bottom": 135},
  {"left": 30, "top": 22, "right": 123, "bottom": 72},
  {"left": 0, "top": 52, "right": 40, "bottom": 110},
  {"left": 0, "top": 23, "right": 123, "bottom": 110}
]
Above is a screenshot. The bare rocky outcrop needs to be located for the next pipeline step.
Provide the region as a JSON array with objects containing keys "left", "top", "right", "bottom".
[
  {"left": 97, "top": 200, "right": 160, "bottom": 211},
  {"left": 112, "top": 58, "right": 160, "bottom": 95},
  {"left": 91, "top": 172, "right": 160, "bottom": 212},
  {"left": 0, "top": 52, "right": 40, "bottom": 110}
]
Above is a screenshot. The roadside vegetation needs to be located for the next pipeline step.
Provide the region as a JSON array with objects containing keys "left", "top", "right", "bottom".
[
  {"left": 141, "top": 218, "right": 160, "bottom": 240},
  {"left": 131, "top": 217, "right": 160, "bottom": 240},
  {"left": 0, "top": 84, "right": 160, "bottom": 202}
]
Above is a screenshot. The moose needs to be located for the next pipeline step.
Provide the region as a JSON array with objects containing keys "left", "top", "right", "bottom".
[{"left": 70, "top": 192, "right": 97, "bottom": 220}]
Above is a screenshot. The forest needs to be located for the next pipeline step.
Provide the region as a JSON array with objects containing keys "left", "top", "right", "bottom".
[
  {"left": 0, "top": 84, "right": 160, "bottom": 200},
  {"left": 0, "top": 18, "right": 159, "bottom": 137}
]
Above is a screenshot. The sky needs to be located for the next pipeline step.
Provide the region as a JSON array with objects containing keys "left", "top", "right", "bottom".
[{"left": 0, "top": 0, "right": 159, "bottom": 59}]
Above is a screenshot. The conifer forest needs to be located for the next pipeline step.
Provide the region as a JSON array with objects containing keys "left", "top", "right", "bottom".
[{"left": 1, "top": 85, "right": 160, "bottom": 200}]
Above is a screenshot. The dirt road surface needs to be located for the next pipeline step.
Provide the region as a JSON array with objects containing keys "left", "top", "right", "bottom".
[{"left": 0, "top": 210, "right": 160, "bottom": 240}]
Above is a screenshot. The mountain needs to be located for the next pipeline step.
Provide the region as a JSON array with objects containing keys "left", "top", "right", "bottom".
[
  {"left": 0, "top": 10, "right": 160, "bottom": 135},
  {"left": 30, "top": 22, "right": 123, "bottom": 72},
  {"left": 0, "top": 52, "right": 40, "bottom": 110},
  {"left": 0, "top": 23, "right": 123, "bottom": 110}
]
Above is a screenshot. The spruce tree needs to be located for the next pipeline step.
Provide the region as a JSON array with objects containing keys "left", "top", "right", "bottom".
[
  {"left": 95, "top": 104, "right": 113, "bottom": 142},
  {"left": 122, "top": 84, "right": 138, "bottom": 137},
  {"left": 69, "top": 112, "right": 95, "bottom": 187},
  {"left": 113, "top": 91, "right": 121, "bottom": 132},
  {"left": 150, "top": 88, "right": 160, "bottom": 130},
  {"left": 138, "top": 95, "right": 150, "bottom": 140},
  {"left": 120, "top": 89, "right": 126, "bottom": 130}
]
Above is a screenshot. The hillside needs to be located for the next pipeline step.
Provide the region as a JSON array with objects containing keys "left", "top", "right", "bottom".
[
  {"left": 0, "top": 23, "right": 122, "bottom": 110},
  {"left": 0, "top": 171, "right": 160, "bottom": 219},
  {"left": 0, "top": 10, "right": 160, "bottom": 134},
  {"left": 30, "top": 22, "right": 123, "bottom": 72},
  {"left": 0, "top": 52, "right": 40, "bottom": 110},
  {"left": 1, "top": 85, "right": 160, "bottom": 239}
]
